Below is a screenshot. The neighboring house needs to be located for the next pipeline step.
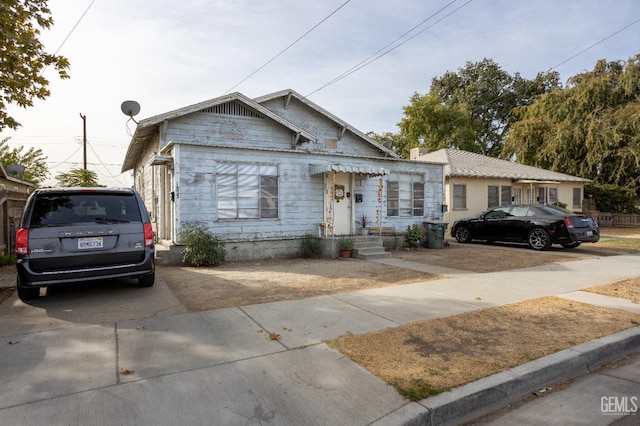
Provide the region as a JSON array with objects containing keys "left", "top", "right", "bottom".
[
  {"left": 121, "top": 89, "right": 445, "bottom": 262},
  {"left": 0, "top": 164, "right": 33, "bottom": 254},
  {"left": 412, "top": 148, "right": 591, "bottom": 224}
]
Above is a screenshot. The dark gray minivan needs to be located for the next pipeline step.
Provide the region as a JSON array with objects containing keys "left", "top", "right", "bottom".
[{"left": 15, "top": 187, "right": 155, "bottom": 302}]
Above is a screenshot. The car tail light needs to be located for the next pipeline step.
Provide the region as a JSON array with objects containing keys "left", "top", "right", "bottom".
[
  {"left": 563, "top": 217, "right": 574, "bottom": 228},
  {"left": 143, "top": 223, "right": 154, "bottom": 247},
  {"left": 15, "top": 228, "right": 29, "bottom": 255}
]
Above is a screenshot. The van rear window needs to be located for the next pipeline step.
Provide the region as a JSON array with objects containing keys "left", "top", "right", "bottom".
[{"left": 31, "top": 194, "right": 141, "bottom": 226}]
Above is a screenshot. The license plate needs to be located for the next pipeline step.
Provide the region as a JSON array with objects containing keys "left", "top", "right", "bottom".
[
  {"left": 78, "top": 237, "right": 103, "bottom": 249},
  {"left": 586, "top": 231, "right": 593, "bottom": 237}
]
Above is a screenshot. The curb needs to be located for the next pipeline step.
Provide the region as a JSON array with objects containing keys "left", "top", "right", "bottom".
[{"left": 372, "top": 326, "right": 640, "bottom": 426}]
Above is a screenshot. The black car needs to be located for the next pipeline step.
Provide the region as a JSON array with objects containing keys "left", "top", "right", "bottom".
[
  {"left": 15, "top": 187, "right": 155, "bottom": 301},
  {"left": 450, "top": 204, "right": 599, "bottom": 251}
]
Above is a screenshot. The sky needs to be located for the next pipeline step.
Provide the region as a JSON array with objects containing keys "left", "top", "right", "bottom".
[{"left": 1, "top": 0, "right": 639, "bottom": 187}]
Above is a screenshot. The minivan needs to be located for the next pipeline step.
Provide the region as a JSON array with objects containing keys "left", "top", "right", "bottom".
[{"left": 15, "top": 187, "right": 155, "bottom": 301}]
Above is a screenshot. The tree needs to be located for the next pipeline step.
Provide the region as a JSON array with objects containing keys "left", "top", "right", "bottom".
[
  {"left": 0, "top": 0, "right": 70, "bottom": 130},
  {"left": 504, "top": 55, "right": 640, "bottom": 191},
  {"left": 395, "top": 92, "right": 480, "bottom": 158},
  {"left": 396, "top": 58, "right": 560, "bottom": 158},
  {"left": 55, "top": 168, "right": 102, "bottom": 187},
  {"left": 0, "top": 137, "right": 49, "bottom": 184}
]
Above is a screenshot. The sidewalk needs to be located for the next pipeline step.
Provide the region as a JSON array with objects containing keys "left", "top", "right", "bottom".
[{"left": 0, "top": 253, "right": 638, "bottom": 425}]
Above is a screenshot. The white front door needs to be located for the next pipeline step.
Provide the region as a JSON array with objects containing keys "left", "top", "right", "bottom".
[{"left": 328, "top": 172, "right": 353, "bottom": 235}]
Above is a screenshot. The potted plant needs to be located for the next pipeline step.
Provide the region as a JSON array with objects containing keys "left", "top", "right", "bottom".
[
  {"left": 338, "top": 236, "right": 354, "bottom": 258},
  {"left": 358, "top": 213, "right": 371, "bottom": 235}
]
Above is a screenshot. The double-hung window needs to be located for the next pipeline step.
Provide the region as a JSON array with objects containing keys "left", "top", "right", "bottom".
[
  {"left": 387, "top": 173, "right": 424, "bottom": 217},
  {"left": 217, "top": 163, "right": 278, "bottom": 219},
  {"left": 453, "top": 184, "right": 467, "bottom": 209}
]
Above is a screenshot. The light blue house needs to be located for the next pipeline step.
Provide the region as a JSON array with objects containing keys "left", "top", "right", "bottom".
[{"left": 122, "top": 89, "right": 445, "bottom": 261}]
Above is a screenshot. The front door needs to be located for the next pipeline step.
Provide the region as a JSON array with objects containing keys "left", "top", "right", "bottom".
[{"left": 329, "top": 172, "right": 352, "bottom": 235}]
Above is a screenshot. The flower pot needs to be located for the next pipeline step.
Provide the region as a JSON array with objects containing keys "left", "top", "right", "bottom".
[
  {"left": 360, "top": 227, "right": 370, "bottom": 235},
  {"left": 339, "top": 249, "right": 352, "bottom": 258}
]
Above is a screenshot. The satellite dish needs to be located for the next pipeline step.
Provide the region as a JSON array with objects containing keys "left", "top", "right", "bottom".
[
  {"left": 6, "top": 164, "right": 25, "bottom": 176},
  {"left": 383, "top": 140, "right": 393, "bottom": 149},
  {"left": 120, "top": 100, "right": 141, "bottom": 118}
]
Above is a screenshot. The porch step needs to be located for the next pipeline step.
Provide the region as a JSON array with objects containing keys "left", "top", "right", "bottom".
[{"left": 352, "top": 236, "right": 391, "bottom": 260}]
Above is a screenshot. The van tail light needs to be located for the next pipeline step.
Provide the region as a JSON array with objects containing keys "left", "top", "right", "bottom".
[
  {"left": 16, "top": 228, "right": 29, "bottom": 255},
  {"left": 143, "top": 223, "right": 154, "bottom": 247},
  {"left": 563, "top": 217, "right": 574, "bottom": 229}
]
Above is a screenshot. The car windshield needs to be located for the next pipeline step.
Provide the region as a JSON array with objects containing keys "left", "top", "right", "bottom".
[{"left": 30, "top": 193, "right": 141, "bottom": 226}]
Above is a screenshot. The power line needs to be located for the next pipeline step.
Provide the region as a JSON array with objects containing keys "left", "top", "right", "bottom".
[
  {"left": 548, "top": 16, "right": 640, "bottom": 72},
  {"left": 306, "top": 0, "right": 468, "bottom": 97},
  {"left": 224, "top": 0, "right": 352, "bottom": 94},
  {"left": 51, "top": 0, "right": 97, "bottom": 57}
]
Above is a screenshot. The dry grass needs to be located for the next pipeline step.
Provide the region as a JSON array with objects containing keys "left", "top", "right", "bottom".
[
  {"left": 327, "top": 296, "right": 640, "bottom": 401},
  {"left": 583, "top": 277, "right": 640, "bottom": 303}
]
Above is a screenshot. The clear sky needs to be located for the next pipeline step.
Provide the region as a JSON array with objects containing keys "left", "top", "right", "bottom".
[{"left": 1, "top": 0, "right": 639, "bottom": 187}]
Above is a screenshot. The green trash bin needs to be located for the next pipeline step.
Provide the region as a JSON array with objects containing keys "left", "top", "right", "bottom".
[{"left": 424, "top": 222, "right": 448, "bottom": 249}]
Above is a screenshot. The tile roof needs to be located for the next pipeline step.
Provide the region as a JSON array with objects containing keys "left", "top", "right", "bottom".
[{"left": 417, "top": 149, "right": 591, "bottom": 182}]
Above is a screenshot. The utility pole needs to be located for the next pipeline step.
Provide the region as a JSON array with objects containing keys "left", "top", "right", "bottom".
[{"left": 80, "top": 113, "right": 87, "bottom": 169}]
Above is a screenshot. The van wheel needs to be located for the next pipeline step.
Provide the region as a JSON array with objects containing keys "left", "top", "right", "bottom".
[
  {"left": 138, "top": 272, "right": 155, "bottom": 287},
  {"left": 17, "top": 276, "right": 39, "bottom": 302}
]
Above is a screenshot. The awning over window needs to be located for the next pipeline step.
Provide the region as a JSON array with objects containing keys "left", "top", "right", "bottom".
[
  {"left": 309, "top": 164, "right": 390, "bottom": 176},
  {"left": 149, "top": 155, "right": 173, "bottom": 166}
]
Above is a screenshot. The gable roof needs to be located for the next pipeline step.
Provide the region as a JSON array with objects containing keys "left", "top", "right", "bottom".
[
  {"left": 417, "top": 149, "right": 591, "bottom": 183},
  {"left": 122, "top": 92, "right": 318, "bottom": 172},
  {"left": 254, "top": 89, "right": 399, "bottom": 158}
]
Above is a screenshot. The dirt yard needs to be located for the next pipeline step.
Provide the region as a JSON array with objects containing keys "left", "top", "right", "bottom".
[{"left": 159, "top": 241, "right": 607, "bottom": 311}]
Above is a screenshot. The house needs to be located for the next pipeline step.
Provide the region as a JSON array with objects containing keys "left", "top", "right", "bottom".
[
  {"left": 412, "top": 148, "right": 592, "bottom": 224},
  {"left": 121, "top": 89, "right": 445, "bottom": 262},
  {"left": 0, "top": 164, "right": 33, "bottom": 254}
]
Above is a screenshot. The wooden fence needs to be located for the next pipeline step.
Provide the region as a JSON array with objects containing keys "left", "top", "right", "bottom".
[
  {"left": 588, "top": 211, "right": 640, "bottom": 228},
  {"left": 0, "top": 189, "right": 29, "bottom": 255}
]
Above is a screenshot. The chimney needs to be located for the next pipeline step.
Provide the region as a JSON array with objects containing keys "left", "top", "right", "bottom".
[{"left": 410, "top": 147, "right": 428, "bottom": 160}]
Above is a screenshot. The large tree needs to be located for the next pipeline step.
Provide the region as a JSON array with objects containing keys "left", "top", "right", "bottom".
[
  {"left": 504, "top": 55, "right": 640, "bottom": 190},
  {"left": 0, "top": 0, "right": 70, "bottom": 130},
  {"left": 396, "top": 58, "right": 560, "bottom": 158},
  {"left": 0, "top": 137, "right": 48, "bottom": 184}
]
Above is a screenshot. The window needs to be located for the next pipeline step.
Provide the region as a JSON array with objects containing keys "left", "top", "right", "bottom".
[
  {"left": 386, "top": 173, "right": 424, "bottom": 217},
  {"left": 538, "top": 186, "right": 558, "bottom": 205},
  {"left": 217, "top": 163, "right": 278, "bottom": 219},
  {"left": 573, "top": 188, "right": 582, "bottom": 208},
  {"left": 501, "top": 186, "right": 512, "bottom": 205},
  {"left": 488, "top": 186, "right": 499, "bottom": 208},
  {"left": 453, "top": 184, "right": 466, "bottom": 209}
]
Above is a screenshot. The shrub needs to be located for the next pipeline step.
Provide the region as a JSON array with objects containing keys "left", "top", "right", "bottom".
[
  {"left": 404, "top": 223, "right": 426, "bottom": 249},
  {"left": 179, "top": 222, "right": 225, "bottom": 267},
  {"left": 338, "top": 236, "right": 354, "bottom": 250},
  {"left": 301, "top": 233, "right": 321, "bottom": 258}
]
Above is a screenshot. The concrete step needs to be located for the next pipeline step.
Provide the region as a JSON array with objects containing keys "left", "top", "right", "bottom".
[
  {"left": 352, "top": 236, "right": 390, "bottom": 260},
  {"left": 354, "top": 250, "right": 391, "bottom": 260},
  {"left": 154, "top": 246, "right": 172, "bottom": 266}
]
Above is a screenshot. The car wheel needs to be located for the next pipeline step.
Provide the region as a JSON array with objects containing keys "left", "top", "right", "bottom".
[
  {"left": 528, "top": 228, "right": 551, "bottom": 251},
  {"left": 561, "top": 242, "right": 581, "bottom": 248},
  {"left": 454, "top": 225, "right": 472, "bottom": 243},
  {"left": 138, "top": 272, "right": 155, "bottom": 287},
  {"left": 16, "top": 275, "right": 40, "bottom": 302}
]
